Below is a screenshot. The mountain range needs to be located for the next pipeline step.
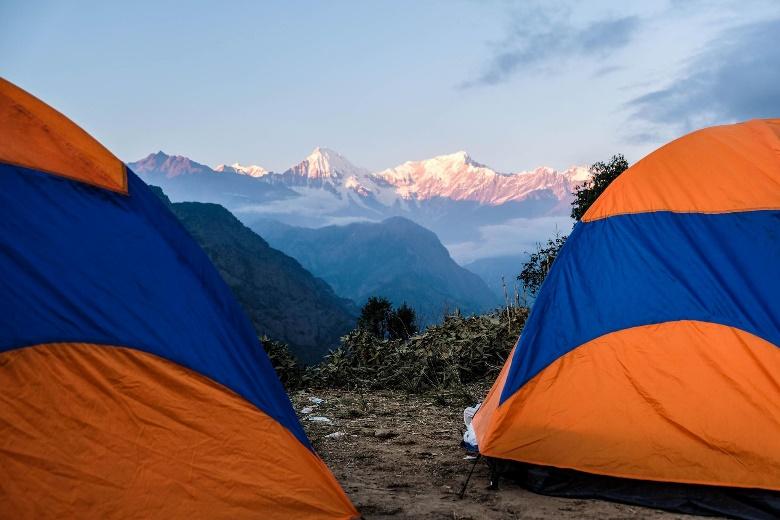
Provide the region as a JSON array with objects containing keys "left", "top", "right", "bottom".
[
  {"left": 128, "top": 148, "right": 587, "bottom": 247},
  {"left": 132, "top": 151, "right": 296, "bottom": 210},
  {"left": 252, "top": 217, "right": 499, "bottom": 325},
  {"left": 150, "top": 183, "right": 499, "bottom": 359},
  {"left": 130, "top": 148, "right": 588, "bottom": 336},
  {"left": 150, "top": 186, "right": 357, "bottom": 363}
]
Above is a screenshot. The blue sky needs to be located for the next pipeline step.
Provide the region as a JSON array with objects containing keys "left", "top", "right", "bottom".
[{"left": 1, "top": 0, "right": 777, "bottom": 172}]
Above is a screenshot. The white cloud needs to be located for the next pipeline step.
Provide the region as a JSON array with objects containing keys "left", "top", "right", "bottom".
[{"left": 446, "top": 215, "right": 574, "bottom": 264}]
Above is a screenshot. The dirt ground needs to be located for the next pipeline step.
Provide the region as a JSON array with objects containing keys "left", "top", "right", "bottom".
[{"left": 292, "top": 389, "right": 714, "bottom": 520}]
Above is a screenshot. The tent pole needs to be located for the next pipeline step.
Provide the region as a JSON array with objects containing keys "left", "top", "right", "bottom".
[{"left": 458, "top": 453, "right": 481, "bottom": 499}]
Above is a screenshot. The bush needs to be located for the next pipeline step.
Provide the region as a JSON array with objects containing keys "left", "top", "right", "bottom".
[
  {"left": 357, "top": 296, "right": 393, "bottom": 338},
  {"left": 308, "top": 307, "right": 528, "bottom": 392},
  {"left": 571, "top": 154, "right": 629, "bottom": 221},
  {"left": 518, "top": 232, "right": 567, "bottom": 296},
  {"left": 518, "top": 154, "right": 630, "bottom": 296},
  {"left": 358, "top": 297, "right": 419, "bottom": 340},
  {"left": 261, "top": 336, "right": 304, "bottom": 390},
  {"left": 388, "top": 302, "right": 418, "bottom": 340}
]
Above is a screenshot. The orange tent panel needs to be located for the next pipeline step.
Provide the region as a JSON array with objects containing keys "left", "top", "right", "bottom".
[
  {"left": 476, "top": 321, "right": 780, "bottom": 491},
  {"left": 0, "top": 343, "right": 359, "bottom": 519},
  {"left": 0, "top": 77, "right": 126, "bottom": 193},
  {"left": 584, "top": 119, "right": 780, "bottom": 221}
]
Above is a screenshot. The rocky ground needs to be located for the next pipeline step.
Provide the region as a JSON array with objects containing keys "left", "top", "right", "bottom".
[{"left": 292, "top": 388, "right": 712, "bottom": 520}]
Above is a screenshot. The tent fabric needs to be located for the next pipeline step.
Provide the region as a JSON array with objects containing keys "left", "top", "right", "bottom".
[
  {"left": 471, "top": 346, "right": 514, "bottom": 449},
  {"left": 474, "top": 119, "right": 780, "bottom": 493},
  {"left": 583, "top": 118, "right": 780, "bottom": 221},
  {"left": 0, "top": 78, "right": 126, "bottom": 193},
  {"left": 501, "top": 209, "right": 780, "bottom": 402},
  {"left": 0, "top": 343, "right": 356, "bottom": 519},
  {"left": 504, "top": 463, "right": 780, "bottom": 520},
  {"left": 0, "top": 78, "right": 358, "bottom": 519},
  {"left": 475, "top": 321, "right": 780, "bottom": 490},
  {"left": 0, "top": 161, "right": 308, "bottom": 448}
]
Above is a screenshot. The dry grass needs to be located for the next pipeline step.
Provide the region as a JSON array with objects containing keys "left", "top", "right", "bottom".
[{"left": 309, "top": 308, "right": 528, "bottom": 392}]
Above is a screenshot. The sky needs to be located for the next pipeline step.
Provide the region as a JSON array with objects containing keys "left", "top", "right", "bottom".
[{"left": 1, "top": 0, "right": 778, "bottom": 173}]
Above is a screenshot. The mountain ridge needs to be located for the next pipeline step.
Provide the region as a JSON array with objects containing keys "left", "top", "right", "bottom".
[
  {"left": 251, "top": 216, "right": 500, "bottom": 326},
  {"left": 128, "top": 149, "right": 587, "bottom": 262},
  {"left": 149, "top": 186, "right": 357, "bottom": 363},
  {"left": 129, "top": 148, "right": 588, "bottom": 208},
  {"left": 214, "top": 162, "right": 269, "bottom": 177},
  {"left": 132, "top": 151, "right": 214, "bottom": 178}
]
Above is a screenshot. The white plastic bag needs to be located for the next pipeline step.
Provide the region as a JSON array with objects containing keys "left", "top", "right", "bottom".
[
  {"left": 463, "top": 403, "right": 481, "bottom": 427},
  {"left": 463, "top": 423, "right": 478, "bottom": 448},
  {"left": 462, "top": 402, "right": 482, "bottom": 449}
]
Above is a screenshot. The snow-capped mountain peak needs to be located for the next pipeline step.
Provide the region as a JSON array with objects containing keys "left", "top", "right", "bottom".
[
  {"left": 372, "top": 153, "right": 590, "bottom": 205},
  {"left": 288, "top": 147, "right": 370, "bottom": 180},
  {"left": 214, "top": 162, "right": 269, "bottom": 178},
  {"left": 129, "top": 148, "right": 590, "bottom": 211},
  {"left": 439, "top": 150, "right": 471, "bottom": 164},
  {"left": 373, "top": 151, "right": 478, "bottom": 186}
]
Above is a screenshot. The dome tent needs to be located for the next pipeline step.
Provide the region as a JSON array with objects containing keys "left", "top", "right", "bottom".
[
  {"left": 473, "top": 119, "right": 780, "bottom": 518},
  {"left": 0, "top": 78, "right": 358, "bottom": 519}
]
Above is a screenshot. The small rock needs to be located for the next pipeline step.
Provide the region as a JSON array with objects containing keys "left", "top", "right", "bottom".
[
  {"left": 308, "top": 396, "right": 324, "bottom": 404},
  {"left": 374, "top": 429, "right": 398, "bottom": 439},
  {"left": 325, "top": 431, "right": 346, "bottom": 439},
  {"left": 308, "top": 416, "right": 332, "bottom": 423},
  {"left": 300, "top": 406, "right": 314, "bottom": 414}
]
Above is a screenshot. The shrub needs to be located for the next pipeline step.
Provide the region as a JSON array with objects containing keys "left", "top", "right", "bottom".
[
  {"left": 261, "top": 336, "right": 304, "bottom": 390},
  {"left": 571, "top": 154, "right": 629, "bottom": 221},
  {"left": 388, "top": 302, "right": 418, "bottom": 340},
  {"left": 358, "top": 297, "right": 419, "bottom": 340},
  {"left": 518, "top": 232, "right": 568, "bottom": 296},
  {"left": 308, "top": 307, "right": 528, "bottom": 392},
  {"left": 519, "top": 154, "right": 630, "bottom": 296},
  {"left": 357, "top": 296, "right": 393, "bottom": 338}
]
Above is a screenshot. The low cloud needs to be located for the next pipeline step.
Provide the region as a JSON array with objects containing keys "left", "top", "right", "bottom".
[
  {"left": 626, "top": 19, "right": 780, "bottom": 141},
  {"left": 446, "top": 215, "right": 574, "bottom": 264}
]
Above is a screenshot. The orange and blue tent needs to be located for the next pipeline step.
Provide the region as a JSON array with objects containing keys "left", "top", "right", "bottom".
[
  {"left": 0, "top": 77, "right": 358, "bottom": 519},
  {"left": 474, "top": 119, "right": 780, "bottom": 517}
]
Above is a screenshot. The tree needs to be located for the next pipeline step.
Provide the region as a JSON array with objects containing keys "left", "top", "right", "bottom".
[
  {"left": 357, "top": 296, "right": 393, "bottom": 338},
  {"left": 518, "top": 232, "right": 568, "bottom": 296},
  {"left": 260, "top": 336, "right": 302, "bottom": 390},
  {"left": 518, "top": 154, "right": 630, "bottom": 296},
  {"left": 571, "top": 154, "right": 629, "bottom": 221},
  {"left": 388, "top": 302, "right": 418, "bottom": 340},
  {"left": 358, "top": 297, "right": 419, "bottom": 340}
]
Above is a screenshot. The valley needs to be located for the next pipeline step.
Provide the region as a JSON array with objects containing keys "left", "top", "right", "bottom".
[{"left": 129, "top": 146, "right": 587, "bottom": 338}]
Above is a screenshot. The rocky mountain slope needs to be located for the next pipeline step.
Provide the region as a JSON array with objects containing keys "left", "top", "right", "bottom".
[
  {"left": 150, "top": 186, "right": 357, "bottom": 363},
  {"left": 252, "top": 216, "right": 499, "bottom": 325}
]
